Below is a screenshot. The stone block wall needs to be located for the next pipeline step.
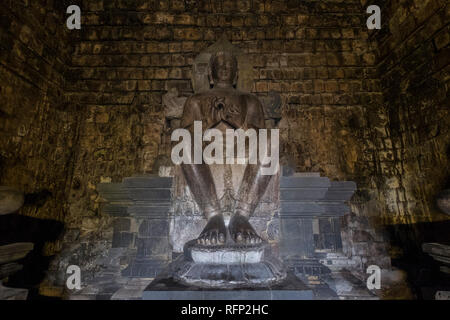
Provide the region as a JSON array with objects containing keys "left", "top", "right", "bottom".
[
  {"left": 367, "top": 0, "right": 449, "bottom": 226},
  {"left": 65, "top": 0, "right": 386, "bottom": 242},
  {"left": 0, "top": 0, "right": 78, "bottom": 233}
]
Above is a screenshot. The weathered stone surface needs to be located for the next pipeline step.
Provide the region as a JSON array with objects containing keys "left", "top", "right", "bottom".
[
  {"left": 96, "top": 175, "right": 173, "bottom": 278},
  {"left": 370, "top": 0, "right": 449, "bottom": 226},
  {"left": 0, "top": 263, "right": 23, "bottom": 279},
  {"left": 143, "top": 272, "right": 313, "bottom": 300},
  {"left": 436, "top": 189, "right": 450, "bottom": 215},
  {"left": 111, "top": 279, "right": 153, "bottom": 300},
  {"left": 0, "top": 1, "right": 76, "bottom": 226},
  {"left": 172, "top": 250, "right": 286, "bottom": 288},
  {"left": 0, "top": 187, "right": 24, "bottom": 215},
  {"left": 187, "top": 240, "right": 266, "bottom": 264},
  {"left": 279, "top": 174, "right": 355, "bottom": 264},
  {"left": 422, "top": 243, "right": 450, "bottom": 266},
  {"left": 0, "top": 242, "right": 34, "bottom": 265},
  {"left": 321, "top": 270, "right": 378, "bottom": 300},
  {"left": 169, "top": 236, "right": 286, "bottom": 289},
  {"left": 162, "top": 87, "right": 186, "bottom": 119},
  {"left": 0, "top": 282, "right": 28, "bottom": 300}
]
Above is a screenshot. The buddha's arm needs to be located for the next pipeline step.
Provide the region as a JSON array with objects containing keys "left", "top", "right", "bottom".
[
  {"left": 179, "top": 96, "right": 221, "bottom": 219},
  {"left": 235, "top": 95, "right": 274, "bottom": 218},
  {"left": 180, "top": 95, "right": 203, "bottom": 130},
  {"left": 245, "top": 95, "right": 266, "bottom": 130}
]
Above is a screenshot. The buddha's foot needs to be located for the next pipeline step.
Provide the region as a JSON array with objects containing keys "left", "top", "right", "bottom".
[
  {"left": 228, "top": 213, "right": 262, "bottom": 244},
  {"left": 197, "top": 214, "right": 226, "bottom": 245}
]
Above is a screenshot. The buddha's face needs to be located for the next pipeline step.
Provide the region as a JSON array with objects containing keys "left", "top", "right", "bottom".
[{"left": 210, "top": 53, "right": 237, "bottom": 85}]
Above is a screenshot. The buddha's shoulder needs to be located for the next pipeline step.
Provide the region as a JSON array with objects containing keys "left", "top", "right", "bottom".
[
  {"left": 235, "top": 90, "right": 261, "bottom": 105},
  {"left": 186, "top": 90, "right": 261, "bottom": 103},
  {"left": 185, "top": 92, "right": 209, "bottom": 104}
]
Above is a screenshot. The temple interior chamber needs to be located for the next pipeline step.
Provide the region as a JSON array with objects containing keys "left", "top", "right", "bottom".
[{"left": 0, "top": 0, "right": 448, "bottom": 300}]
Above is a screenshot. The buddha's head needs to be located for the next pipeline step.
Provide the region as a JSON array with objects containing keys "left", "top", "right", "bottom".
[{"left": 209, "top": 51, "right": 238, "bottom": 87}]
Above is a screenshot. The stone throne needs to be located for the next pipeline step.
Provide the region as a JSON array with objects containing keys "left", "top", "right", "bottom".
[{"left": 92, "top": 38, "right": 363, "bottom": 300}]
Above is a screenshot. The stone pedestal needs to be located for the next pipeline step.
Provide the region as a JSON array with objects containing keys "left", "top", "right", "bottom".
[
  {"left": 0, "top": 242, "right": 33, "bottom": 300},
  {"left": 423, "top": 243, "right": 450, "bottom": 274},
  {"left": 0, "top": 281, "right": 28, "bottom": 300},
  {"left": 171, "top": 240, "right": 286, "bottom": 288},
  {"left": 98, "top": 175, "right": 173, "bottom": 278},
  {"left": 0, "top": 242, "right": 34, "bottom": 265},
  {"left": 143, "top": 270, "right": 313, "bottom": 300},
  {"left": 279, "top": 173, "right": 356, "bottom": 277}
]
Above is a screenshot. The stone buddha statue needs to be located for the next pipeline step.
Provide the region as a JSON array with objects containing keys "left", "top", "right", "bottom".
[{"left": 179, "top": 51, "right": 275, "bottom": 246}]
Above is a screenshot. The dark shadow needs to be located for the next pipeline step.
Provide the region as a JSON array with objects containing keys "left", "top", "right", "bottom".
[
  {"left": 382, "top": 220, "right": 450, "bottom": 299},
  {"left": 0, "top": 214, "right": 64, "bottom": 299},
  {"left": 23, "top": 190, "right": 53, "bottom": 209}
]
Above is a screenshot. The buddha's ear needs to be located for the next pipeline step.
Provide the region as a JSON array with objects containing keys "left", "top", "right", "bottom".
[{"left": 233, "top": 69, "right": 238, "bottom": 87}]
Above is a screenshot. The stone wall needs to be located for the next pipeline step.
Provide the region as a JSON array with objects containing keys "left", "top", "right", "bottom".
[
  {"left": 0, "top": 0, "right": 78, "bottom": 231},
  {"left": 368, "top": 0, "right": 449, "bottom": 226}
]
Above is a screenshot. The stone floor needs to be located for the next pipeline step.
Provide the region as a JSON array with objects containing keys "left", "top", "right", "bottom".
[
  {"left": 48, "top": 234, "right": 380, "bottom": 300},
  {"left": 65, "top": 268, "right": 377, "bottom": 300},
  {"left": 0, "top": 282, "right": 29, "bottom": 300}
]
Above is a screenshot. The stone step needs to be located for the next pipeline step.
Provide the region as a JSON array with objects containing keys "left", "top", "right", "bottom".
[
  {"left": 0, "top": 263, "right": 23, "bottom": 279},
  {"left": 0, "top": 242, "right": 34, "bottom": 264},
  {"left": 322, "top": 203, "right": 351, "bottom": 215},
  {"left": 128, "top": 205, "right": 172, "bottom": 217},
  {"left": 280, "top": 202, "right": 350, "bottom": 216},
  {"left": 422, "top": 243, "right": 450, "bottom": 257},
  {"left": 324, "top": 271, "right": 378, "bottom": 300},
  {"left": 123, "top": 176, "right": 173, "bottom": 189},
  {"left": 122, "top": 259, "right": 168, "bottom": 278},
  {"left": 0, "top": 282, "right": 28, "bottom": 300},
  {"left": 281, "top": 202, "right": 326, "bottom": 214},
  {"left": 285, "top": 258, "right": 332, "bottom": 276},
  {"left": 319, "top": 257, "right": 358, "bottom": 269},
  {"left": 423, "top": 243, "right": 450, "bottom": 265},
  {"left": 128, "top": 189, "right": 171, "bottom": 201},
  {"left": 292, "top": 172, "right": 321, "bottom": 177},
  {"left": 111, "top": 279, "right": 153, "bottom": 300},
  {"left": 280, "top": 188, "right": 329, "bottom": 201},
  {"left": 97, "top": 183, "right": 129, "bottom": 201},
  {"left": 325, "top": 181, "right": 357, "bottom": 201},
  {"left": 280, "top": 176, "right": 331, "bottom": 188},
  {"left": 102, "top": 204, "right": 129, "bottom": 217}
]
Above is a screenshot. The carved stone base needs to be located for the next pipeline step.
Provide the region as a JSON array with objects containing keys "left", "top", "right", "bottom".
[
  {"left": 172, "top": 240, "right": 286, "bottom": 288},
  {"left": 187, "top": 240, "right": 265, "bottom": 264},
  {"left": 143, "top": 271, "right": 313, "bottom": 300}
]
